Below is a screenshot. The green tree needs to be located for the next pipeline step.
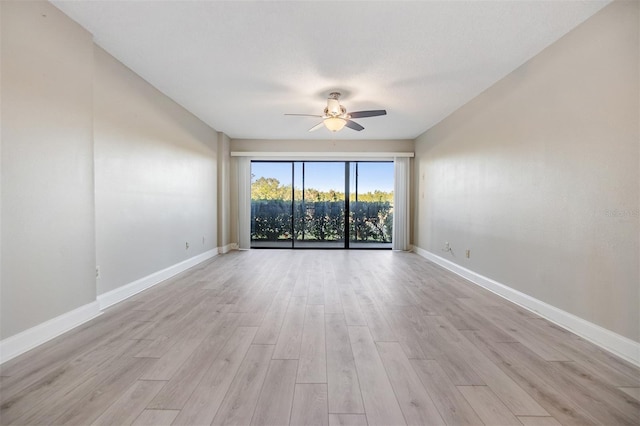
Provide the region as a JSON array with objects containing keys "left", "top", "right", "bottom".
[{"left": 252, "top": 177, "right": 281, "bottom": 200}]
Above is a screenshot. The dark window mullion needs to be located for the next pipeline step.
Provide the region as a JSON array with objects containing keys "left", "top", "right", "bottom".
[
  {"left": 344, "top": 162, "right": 350, "bottom": 249},
  {"left": 290, "top": 161, "right": 294, "bottom": 249}
]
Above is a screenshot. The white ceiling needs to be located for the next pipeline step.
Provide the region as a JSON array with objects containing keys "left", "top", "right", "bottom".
[{"left": 52, "top": 0, "right": 609, "bottom": 141}]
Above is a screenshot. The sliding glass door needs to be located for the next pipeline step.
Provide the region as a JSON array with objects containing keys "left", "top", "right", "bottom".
[
  {"left": 250, "top": 162, "right": 293, "bottom": 248},
  {"left": 250, "top": 161, "right": 392, "bottom": 249},
  {"left": 349, "top": 162, "right": 394, "bottom": 248},
  {"left": 295, "top": 162, "right": 346, "bottom": 248}
]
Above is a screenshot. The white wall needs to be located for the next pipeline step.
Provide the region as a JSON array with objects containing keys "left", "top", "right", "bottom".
[
  {"left": 1, "top": 1, "right": 96, "bottom": 339},
  {"left": 94, "top": 46, "right": 218, "bottom": 296},
  {"left": 413, "top": 0, "right": 639, "bottom": 342}
]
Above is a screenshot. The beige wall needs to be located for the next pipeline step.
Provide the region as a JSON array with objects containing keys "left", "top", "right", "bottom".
[
  {"left": 94, "top": 47, "right": 218, "bottom": 296},
  {"left": 1, "top": 0, "right": 220, "bottom": 341},
  {"left": 1, "top": 1, "right": 96, "bottom": 339},
  {"left": 217, "top": 132, "right": 232, "bottom": 249},
  {"left": 414, "top": 0, "right": 639, "bottom": 341}
]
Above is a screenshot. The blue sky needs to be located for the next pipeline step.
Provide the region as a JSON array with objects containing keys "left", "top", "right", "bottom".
[{"left": 252, "top": 161, "right": 394, "bottom": 193}]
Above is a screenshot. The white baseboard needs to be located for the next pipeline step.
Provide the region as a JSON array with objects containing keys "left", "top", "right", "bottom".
[
  {"left": 0, "top": 301, "right": 102, "bottom": 365},
  {"left": 218, "top": 243, "right": 238, "bottom": 254},
  {"left": 0, "top": 249, "right": 220, "bottom": 366},
  {"left": 412, "top": 246, "right": 640, "bottom": 367},
  {"left": 97, "top": 249, "right": 219, "bottom": 310}
]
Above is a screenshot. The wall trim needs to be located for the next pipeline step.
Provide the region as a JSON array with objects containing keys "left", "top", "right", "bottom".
[
  {"left": 0, "top": 301, "right": 102, "bottom": 365},
  {"left": 230, "top": 151, "right": 414, "bottom": 161},
  {"left": 218, "top": 243, "right": 238, "bottom": 254},
  {"left": 412, "top": 245, "right": 640, "bottom": 367},
  {"left": 97, "top": 249, "right": 219, "bottom": 311}
]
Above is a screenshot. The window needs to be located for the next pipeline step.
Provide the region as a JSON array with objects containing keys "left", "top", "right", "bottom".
[{"left": 250, "top": 161, "right": 393, "bottom": 249}]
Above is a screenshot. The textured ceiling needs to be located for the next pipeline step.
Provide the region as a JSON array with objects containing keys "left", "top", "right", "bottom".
[{"left": 52, "top": 0, "right": 610, "bottom": 140}]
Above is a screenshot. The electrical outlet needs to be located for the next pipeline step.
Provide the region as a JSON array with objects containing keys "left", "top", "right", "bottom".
[
  {"left": 466, "top": 249, "right": 471, "bottom": 258},
  {"left": 185, "top": 242, "right": 189, "bottom": 250},
  {"left": 96, "top": 266, "right": 100, "bottom": 279},
  {"left": 202, "top": 236, "right": 205, "bottom": 245}
]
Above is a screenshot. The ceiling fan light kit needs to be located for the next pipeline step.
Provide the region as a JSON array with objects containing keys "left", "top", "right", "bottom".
[
  {"left": 324, "top": 117, "right": 347, "bottom": 132},
  {"left": 285, "top": 91, "right": 386, "bottom": 133}
]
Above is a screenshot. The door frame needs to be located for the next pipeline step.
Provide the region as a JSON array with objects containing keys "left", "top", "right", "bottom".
[{"left": 249, "top": 160, "right": 393, "bottom": 250}]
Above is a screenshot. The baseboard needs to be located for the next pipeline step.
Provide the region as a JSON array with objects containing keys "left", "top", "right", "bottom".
[
  {"left": 0, "top": 249, "right": 220, "bottom": 365},
  {"left": 0, "top": 301, "right": 102, "bottom": 365},
  {"left": 412, "top": 246, "right": 640, "bottom": 367},
  {"left": 97, "top": 248, "right": 219, "bottom": 310},
  {"left": 218, "top": 243, "right": 238, "bottom": 254}
]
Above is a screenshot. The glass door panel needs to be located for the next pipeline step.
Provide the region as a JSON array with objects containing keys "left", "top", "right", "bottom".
[
  {"left": 250, "top": 161, "right": 293, "bottom": 248},
  {"left": 294, "top": 162, "right": 345, "bottom": 248},
  {"left": 349, "top": 162, "right": 394, "bottom": 248},
  {"left": 292, "top": 162, "right": 304, "bottom": 245}
]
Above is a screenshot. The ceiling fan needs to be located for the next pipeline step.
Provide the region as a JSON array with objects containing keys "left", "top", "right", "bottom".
[{"left": 285, "top": 92, "right": 386, "bottom": 132}]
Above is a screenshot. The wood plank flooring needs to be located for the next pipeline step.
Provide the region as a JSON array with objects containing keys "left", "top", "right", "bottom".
[{"left": 1, "top": 250, "right": 639, "bottom": 425}]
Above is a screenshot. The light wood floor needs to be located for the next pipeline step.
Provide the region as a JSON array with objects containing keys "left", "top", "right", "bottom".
[{"left": 1, "top": 250, "right": 638, "bottom": 426}]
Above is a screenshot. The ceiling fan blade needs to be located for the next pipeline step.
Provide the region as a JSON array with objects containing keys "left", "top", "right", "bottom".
[
  {"left": 308, "top": 122, "right": 325, "bottom": 132},
  {"left": 348, "top": 110, "right": 387, "bottom": 119},
  {"left": 345, "top": 120, "right": 364, "bottom": 131},
  {"left": 285, "top": 113, "right": 323, "bottom": 117}
]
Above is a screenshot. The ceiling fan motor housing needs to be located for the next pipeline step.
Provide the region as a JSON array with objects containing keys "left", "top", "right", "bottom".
[{"left": 326, "top": 98, "right": 344, "bottom": 117}]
